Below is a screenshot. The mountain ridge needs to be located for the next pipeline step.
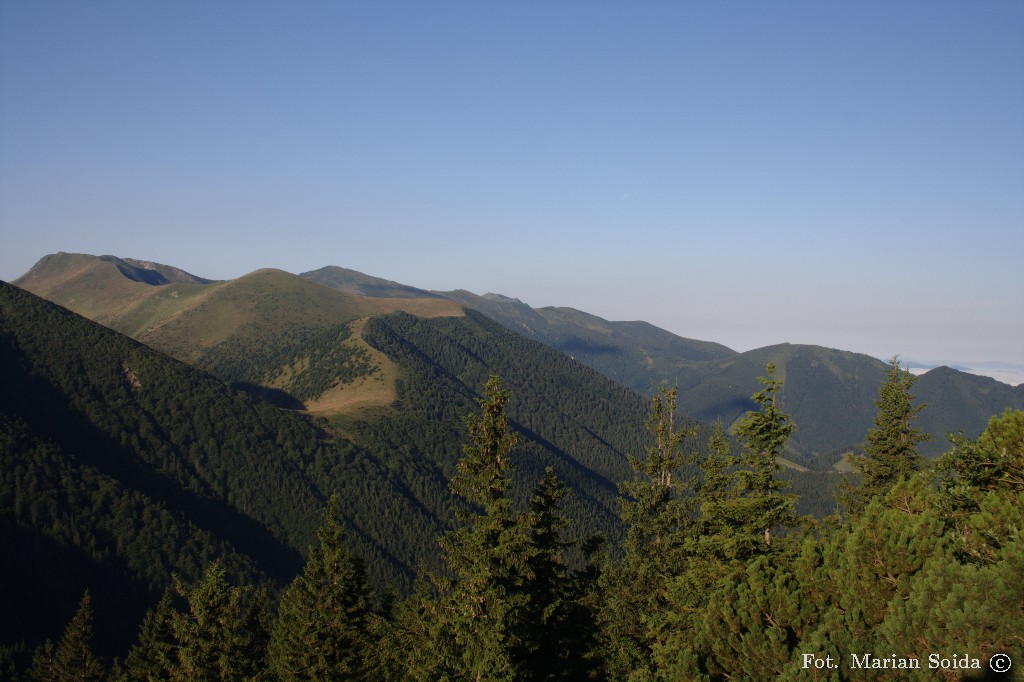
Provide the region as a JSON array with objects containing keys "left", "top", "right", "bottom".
[{"left": 12, "top": 254, "right": 1023, "bottom": 464}]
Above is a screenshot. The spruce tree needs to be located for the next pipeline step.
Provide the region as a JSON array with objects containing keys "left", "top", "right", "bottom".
[
  {"left": 693, "top": 419, "right": 744, "bottom": 563},
  {"left": 120, "top": 588, "right": 176, "bottom": 681},
  {"left": 268, "top": 494, "right": 376, "bottom": 681},
  {"left": 657, "top": 415, "right": 797, "bottom": 679},
  {"left": 434, "top": 375, "right": 531, "bottom": 680},
  {"left": 839, "top": 355, "right": 929, "bottom": 517},
  {"left": 166, "top": 562, "right": 252, "bottom": 681},
  {"left": 650, "top": 421, "right": 740, "bottom": 679},
  {"left": 392, "top": 375, "right": 582, "bottom": 681},
  {"left": 600, "top": 386, "right": 698, "bottom": 678},
  {"left": 237, "top": 586, "right": 272, "bottom": 681},
  {"left": 519, "top": 467, "right": 600, "bottom": 680},
  {"left": 27, "top": 591, "right": 105, "bottom": 682},
  {"left": 620, "top": 387, "right": 696, "bottom": 557},
  {"left": 730, "top": 363, "right": 797, "bottom": 551},
  {"left": 449, "top": 374, "right": 520, "bottom": 508}
]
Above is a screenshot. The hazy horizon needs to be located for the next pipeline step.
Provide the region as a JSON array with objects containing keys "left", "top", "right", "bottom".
[{"left": 2, "top": 2, "right": 1021, "bottom": 367}]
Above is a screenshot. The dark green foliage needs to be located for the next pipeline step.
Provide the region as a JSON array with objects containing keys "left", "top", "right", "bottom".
[
  {"left": 939, "top": 407, "right": 1024, "bottom": 499},
  {"left": 652, "top": 410, "right": 1024, "bottom": 679},
  {"left": 136, "top": 561, "right": 270, "bottom": 681},
  {"left": 839, "top": 355, "right": 929, "bottom": 517},
  {"left": 168, "top": 563, "right": 248, "bottom": 680},
  {"left": 699, "top": 553, "right": 819, "bottom": 680},
  {"left": 730, "top": 363, "right": 798, "bottom": 550},
  {"left": 27, "top": 592, "right": 105, "bottom": 682},
  {"left": 433, "top": 376, "right": 536, "bottom": 679},
  {"left": 450, "top": 376, "right": 520, "bottom": 508},
  {"left": 120, "top": 589, "right": 176, "bottom": 681},
  {"left": 268, "top": 495, "right": 377, "bottom": 680},
  {"left": 389, "top": 377, "right": 593, "bottom": 680},
  {"left": 692, "top": 420, "right": 747, "bottom": 563},
  {"left": 936, "top": 408, "right": 1024, "bottom": 565},
  {"left": 118, "top": 574, "right": 271, "bottom": 682},
  {"left": 199, "top": 322, "right": 378, "bottom": 404},
  {"left": 651, "top": 369, "right": 803, "bottom": 678},
  {"left": 0, "top": 282, "right": 427, "bottom": 655},
  {"left": 600, "top": 387, "right": 698, "bottom": 678},
  {"left": 521, "top": 467, "right": 602, "bottom": 680},
  {"left": 353, "top": 310, "right": 651, "bottom": 574}
]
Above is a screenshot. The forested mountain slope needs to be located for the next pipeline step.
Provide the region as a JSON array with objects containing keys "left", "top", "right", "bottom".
[
  {"left": 674, "top": 344, "right": 1024, "bottom": 463},
  {"left": 304, "top": 265, "right": 1024, "bottom": 465},
  {"left": 0, "top": 280, "right": 668, "bottom": 659},
  {"left": 914, "top": 365, "right": 1024, "bottom": 451},
  {"left": 438, "top": 290, "right": 738, "bottom": 374},
  {"left": 0, "top": 282, "right": 448, "bottom": 655},
  {"left": 351, "top": 309, "right": 650, "bottom": 546},
  {"left": 11, "top": 257, "right": 1018, "bottom": 675}
]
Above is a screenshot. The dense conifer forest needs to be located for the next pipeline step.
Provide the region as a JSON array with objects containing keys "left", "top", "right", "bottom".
[{"left": 3, "top": 281, "right": 1021, "bottom": 680}]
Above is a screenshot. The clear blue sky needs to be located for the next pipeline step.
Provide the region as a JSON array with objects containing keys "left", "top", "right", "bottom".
[{"left": 2, "top": 1, "right": 1022, "bottom": 365}]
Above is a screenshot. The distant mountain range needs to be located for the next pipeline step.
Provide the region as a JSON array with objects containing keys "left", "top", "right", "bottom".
[
  {"left": 904, "top": 358, "right": 1024, "bottom": 387},
  {"left": 300, "top": 263, "right": 1023, "bottom": 463},
  {"left": 12, "top": 253, "right": 1023, "bottom": 466}
]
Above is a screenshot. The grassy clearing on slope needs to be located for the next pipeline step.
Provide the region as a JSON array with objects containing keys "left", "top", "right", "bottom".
[
  {"left": 304, "top": 317, "right": 401, "bottom": 417},
  {"left": 831, "top": 452, "right": 857, "bottom": 473}
]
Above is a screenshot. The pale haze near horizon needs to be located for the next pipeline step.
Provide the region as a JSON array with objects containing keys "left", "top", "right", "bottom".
[{"left": 1, "top": 1, "right": 1022, "bottom": 367}]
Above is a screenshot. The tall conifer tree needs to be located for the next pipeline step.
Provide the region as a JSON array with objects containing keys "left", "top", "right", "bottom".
[
  {"left": 600, "top": 387, "right": 698, "bottom": 678},
  {"left": 519, "top": 466, "right": 601, "bottom": 679},
  {"left": 268, "top": 494, "right": 376, "bottom": 681},
  {"left": 391, "top": 376, "right": 582, "bottom": 680},
  {"left": 120, "top": 588, "right": 176, "bottom": 681},
  {"left": 839, "top": 355, "right": 929, "bottom": 517},
  {"left": 28, "top": 592, "right": 105, "bottom": 682},
  {"left": 693, "top": 419, "right": 744, "bottom": 562},
  {"left": 731, "top": 363, "right": 797, "bottom": 551},
  {"left": 401, "top": 375, "right": 531, "bottom": 679},
  {"left": 166, "top": 562, "right": 254, "bottom": 681}
]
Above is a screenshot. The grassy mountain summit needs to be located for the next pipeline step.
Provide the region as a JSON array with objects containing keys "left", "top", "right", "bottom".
[
  {"left": 300, "top": 264, "right": 445, "bottom": 299},
  {"left": 15, "top": 252, "right": 217, "bottom": 290}
]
